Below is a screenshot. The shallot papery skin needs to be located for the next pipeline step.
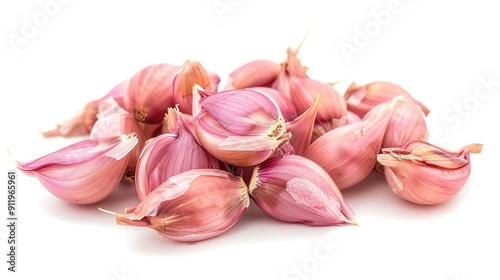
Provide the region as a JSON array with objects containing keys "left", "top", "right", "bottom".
[
  {"left": 15, "top": 133, "right": 138, "bottom": 204},
  {"left": 283, "top": 47, "right": 347, "bottom": 134},
  {"left": 42, "top": 79, "right": 129, "bottom": 138},
  {"left": 90, "top": 98, "right": 147, "bottom": 179},
  {"left": 193, "top": 89, "right": 291, "bottom": 166}
]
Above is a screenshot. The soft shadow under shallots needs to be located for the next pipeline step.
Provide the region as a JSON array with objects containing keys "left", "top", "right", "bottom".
[
  {"left": 39, "top": 180, "right": 141, "bottom": 225},
  {"left": 341, "top": 170, "right": 466, "bottom": 222}
]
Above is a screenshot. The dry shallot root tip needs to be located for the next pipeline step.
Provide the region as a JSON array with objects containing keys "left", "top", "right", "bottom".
[
  {"left": 281, "top": 26, "right": 310, "bottom": 65},
  {"left": 108, "top": 169, "right": 250, "bottom": 243},
  {"left": 15, "top": 133, "right": 138, "bottom": 205},
  {"left": 375, "top": 162, "right": 385, "bottom": 173},
  {"left": 377, "top": 140, "right": 483, "bottom": 205},
  {"left": 124, "top": 170, "right": 135, "bottom": 181},
  {"left": 304, "top": 97, "right": 405, "bottom": 190},
  {"left": 99, "top": 208, "right": 150, "bottom": 227},
  {"left": 248, "top": 155, "right": 357, "bottom": 226},
  {"left": 134, "top": 107, "right": 219, "bottom": 201},
  {"left": 326, "top": 79, "right": 349, "bottom": 87},
  {"left": 271, "top": 39, "right": 312, "bottom": 99},
  {"left": 193, "top": 88, "right": 291, "bottom": 167},
  {"left": 98, "top": 208, "right": 117, "bottom": 216},
  {"left": 134, "top": 109, "right": 148, "bottom": 122},
  {"left": 125, "top": 63, "right": 181, "bottom": 124}
]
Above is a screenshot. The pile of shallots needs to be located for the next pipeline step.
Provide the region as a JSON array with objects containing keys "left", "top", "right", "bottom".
[{"left": 15, "top": 46, "right": 482, "bottom": 243}]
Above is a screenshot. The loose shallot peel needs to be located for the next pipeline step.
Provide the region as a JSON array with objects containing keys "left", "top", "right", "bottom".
[
  {"left": 90, "top": 98, "right": 147, "bottom": 180},
  {"left": 42, "top": 79, "right": 129, "bottom": 138}
]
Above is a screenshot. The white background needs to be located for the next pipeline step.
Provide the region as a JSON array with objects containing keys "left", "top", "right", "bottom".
[{"left": 1, "top": 1, "right": 499, "bottom": 280}]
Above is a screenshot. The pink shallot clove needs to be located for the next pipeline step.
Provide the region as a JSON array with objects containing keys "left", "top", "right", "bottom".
[
  {"left": 172, "top": 60, "right": 220, "bottom": 115},
  {"left": 249, "top": 155, "right": 356, "bottom": 226},
  {"left": 370, "top": 101, "right": 429, "bottom": 148},
  {"left": 223, "top": 59, "right": 281, "bottom": 90},
  {"left": 15, "top": 133, "right": 138, "bottom": 204},
  {"left": 134, "top": 107, "right": 219, "bottom": 201},
  {"left": 377, "top": 140, "right": 483, "bottom": 205},
  {"left": 104, "top": 169, "right": 250, "bottom": 243},
  {"left": 193, "top": 89, "right": 291, "bottom": 166},
  {"left": 344, "top": 81, "right": 430, "bottom": 119},
  {"left": 125, "top": 63, "right": 181, "bottom": 124},
  {"left": 247, "top": 87, "right": 298, "bottom": 122},
  {"left": 304, "top": 97, "right": 403, "bottom": 189}
]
